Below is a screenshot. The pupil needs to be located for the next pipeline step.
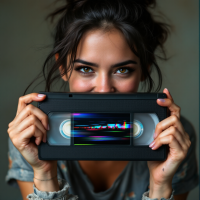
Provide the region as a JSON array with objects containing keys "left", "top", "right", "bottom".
[
  {"left": 120, "top": 68, "right": 126, "bottom": 73},
  {"left": 84, "top": 67, "right": 90, "bottom": 72}
]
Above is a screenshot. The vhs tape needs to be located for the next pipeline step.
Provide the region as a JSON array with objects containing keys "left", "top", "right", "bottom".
[{"left": 38, "top": 92, "right": 168, "bottom": 161}]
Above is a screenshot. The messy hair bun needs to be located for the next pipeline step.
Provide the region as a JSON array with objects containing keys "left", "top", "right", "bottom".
[{"left": 24, "top": 0, "right": 171, "bottom": 94}]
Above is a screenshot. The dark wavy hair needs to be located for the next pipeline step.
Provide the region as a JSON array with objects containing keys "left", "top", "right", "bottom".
[{"left": 23, "top": 0, "right": 171, "bottom": 95}]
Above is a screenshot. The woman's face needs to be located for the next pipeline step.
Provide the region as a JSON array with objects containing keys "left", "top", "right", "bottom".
[{"left": 62, "top": 28, "right": 145, "bottom": 93}]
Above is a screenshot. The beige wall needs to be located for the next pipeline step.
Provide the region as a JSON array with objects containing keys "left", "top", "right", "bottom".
[{"left": 0, "top": 0, "right": 198, "bottom": 199}]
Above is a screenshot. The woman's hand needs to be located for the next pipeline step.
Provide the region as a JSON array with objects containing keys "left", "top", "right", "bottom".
[
  {"left": 147, "top": 88, "right": 191, "bottom": 199},
  {"left": 7, "top": 93, "right": 57, "bottom": 179}
]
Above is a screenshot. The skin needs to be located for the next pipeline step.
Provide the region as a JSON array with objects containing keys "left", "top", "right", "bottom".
[{"left": 8, "top": 29, "right": 190, "bottom": 200}]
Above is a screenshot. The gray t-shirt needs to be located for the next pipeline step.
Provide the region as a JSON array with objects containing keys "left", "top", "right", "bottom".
[{"left": 6, "top": 115, "right": 199, "bottom": 200}]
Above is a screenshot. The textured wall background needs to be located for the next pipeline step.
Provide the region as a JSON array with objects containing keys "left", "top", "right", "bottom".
[{"left": 0, "top": 0, "right": 199, "bottom": 199}]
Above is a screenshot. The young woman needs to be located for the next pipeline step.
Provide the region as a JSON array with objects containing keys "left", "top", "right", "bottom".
[{"left": 6, "top": 0, "right": 199, "bottom": 200}]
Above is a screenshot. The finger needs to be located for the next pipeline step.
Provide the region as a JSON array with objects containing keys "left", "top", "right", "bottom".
[
  {"left": 20, "top": 125, "right": 44, "bottom": 146},
  {"left": 150, "top": 135, "right": 187, "bottom": 162},
  {"left": 9, "top": 93, "right": 47, "bottom": 128},
  {"left": 9, "top": 115, "right": 47, "bottom": 142},
  {"left": 184, "top": 131, "right": 190, "bottom": 140},
  {"left": 11, "top": 103, "right": 49, "bottom": 131},
  {"left": 157, "top": 88, "right": 181, "bottom": 119},
  {"left": 154, "top": 126, "right": 189, "bottom": 153},
  {"left": 12, "top": 125, "right": 44, "bottom": 150},
  {"left": 157, "top": 98, "right": 181, "bottom": 119},
  {"left": 164, "top": 88, "right": 173, "bottom": 100},
  {"left": 151, "top": 134, "right": 181, "bottom": 151},
  {"left": 154, "top": 115, "right": 185, "bottom": 139},
  {"left": 16, "top": 93, "right": 46, "bottom": 116}
]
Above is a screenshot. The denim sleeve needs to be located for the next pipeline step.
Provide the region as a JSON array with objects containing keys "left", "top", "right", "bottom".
[
  {"left": 5, "top": 138, "right": 34, "bottom": 187},
  {"left": 27, "top": 179, "right": 78, "bottom": 200},
  {"left": 171, "top": 116, "right": 199, "bottom": 195},
  {"left": 142, "top": 189, "right": 175, "bottom": 200}
]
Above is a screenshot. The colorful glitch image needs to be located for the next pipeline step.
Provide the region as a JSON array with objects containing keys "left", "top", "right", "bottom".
[{"left": 72, "top": 113, "right": 131, "bottom": 145}]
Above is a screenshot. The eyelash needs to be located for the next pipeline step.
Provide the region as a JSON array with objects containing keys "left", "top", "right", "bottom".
[{"left": 75, "top": 66, "right": 135, "bottom": 75}]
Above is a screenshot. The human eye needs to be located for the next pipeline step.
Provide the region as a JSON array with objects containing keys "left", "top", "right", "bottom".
[
  {"left": 115, "top": 67, "right": 134, "bottom": 75},
  {"left": 75, "top": 66, "right": 94, "bottom": 75}
]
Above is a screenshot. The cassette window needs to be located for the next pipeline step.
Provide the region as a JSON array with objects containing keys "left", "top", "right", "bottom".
[{"left": 47, "top": 112, "right": 159, "bottom": 146}]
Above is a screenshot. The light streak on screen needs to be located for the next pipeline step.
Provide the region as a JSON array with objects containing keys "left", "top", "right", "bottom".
[{"left": 72, "top": 113, "right": 131, "bottom": 145}]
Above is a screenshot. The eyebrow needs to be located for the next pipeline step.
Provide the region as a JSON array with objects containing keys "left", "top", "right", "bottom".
[{"left": 73, "top": 59, "right": 137, "bottom": 68}]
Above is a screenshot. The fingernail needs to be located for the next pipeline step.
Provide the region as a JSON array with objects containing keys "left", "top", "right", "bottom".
[
  {"left": 149, "top": 141, "right": 155, "bottom": 148},
  {"left": 165, "top": 88, "right": 168, "bottom": 91},
  {"left": 153, "top": 132, "right": 157, "bottom": 139},
  {"left": 151, "top": 144, "right": 156, "bottom": 149},
  {"left": 38, "top": 94, "right": 46, "bottom": 98},
  {"left": 158, "top": 99, "right": 165, "bottom": 102}
]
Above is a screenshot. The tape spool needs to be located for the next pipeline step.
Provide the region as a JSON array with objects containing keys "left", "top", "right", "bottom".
[
  {"left": 133, "top": 113, "right": 159, "bottom": 145},
  {"left": 133, "top": 120, "right": 144, "bottom": 139},
  {"left": 59, "top": 119, "right": 71, "bottom": 139}
]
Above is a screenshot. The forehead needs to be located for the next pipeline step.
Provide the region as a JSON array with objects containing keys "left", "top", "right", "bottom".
[{"left": 75, "top": 28, "right": 139, "bottom": 63}]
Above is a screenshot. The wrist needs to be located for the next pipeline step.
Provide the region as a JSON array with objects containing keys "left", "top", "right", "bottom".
[
  {"left": 33, "top": 174, "right": 60, "bottom": 192},
  {"left": 33, "top": 168, "right": 57, "bottom": 180},
  {"left": 149, "top": 175, "right": 173, "bottom": 199},
  {"left": 33, "top": 161, "right": 57, "bottom": 180},
  {"left": 149, "top": 182, "right": 172, "bottom": 200},
  {"left": 33, "top": 162, "right": 59, "bottom": 192}
]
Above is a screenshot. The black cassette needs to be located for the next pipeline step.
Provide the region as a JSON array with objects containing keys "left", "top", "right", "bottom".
[{"left": 38, "top": 92, "right": 168, "bottom": 161}]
